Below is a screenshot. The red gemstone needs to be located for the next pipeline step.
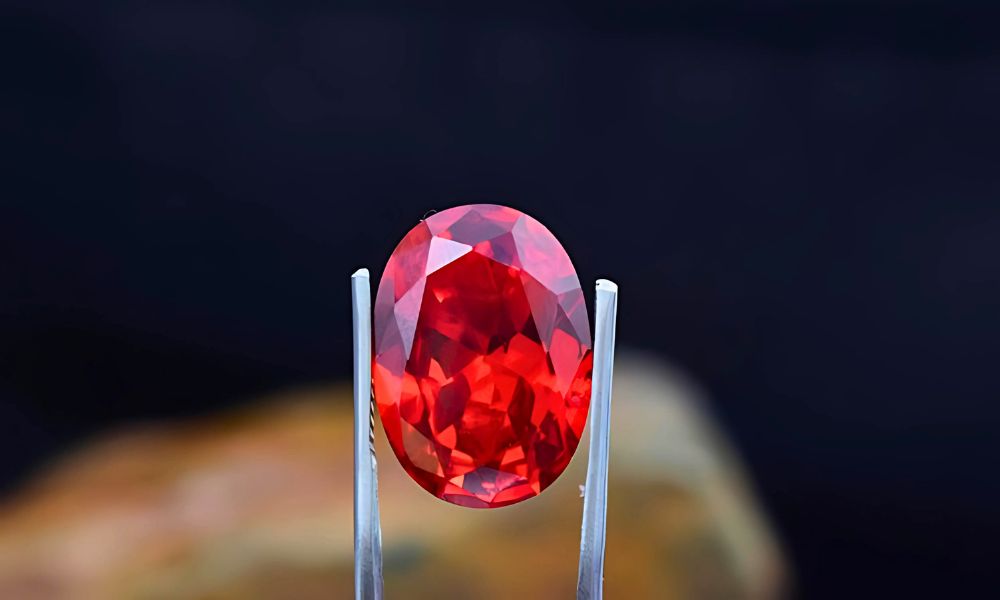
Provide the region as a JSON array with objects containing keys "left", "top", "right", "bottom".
[{"left": 373, "top": 204, "right": 593, "bottom": 508}]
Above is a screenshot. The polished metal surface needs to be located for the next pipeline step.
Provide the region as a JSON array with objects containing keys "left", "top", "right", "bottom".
[
  {"left": 577, "top": 279, "right": 619, "bottom": 600},
  {"left": 352, "top": 269, "right": 383, "bottom": 600}
]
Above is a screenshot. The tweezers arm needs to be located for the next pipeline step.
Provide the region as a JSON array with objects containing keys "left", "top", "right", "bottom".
[
  {"left": 577, "top": 279, "right": 619, "bottom": 600},
  {"left": 352, "top": 269, "right": 383, "bottom": 600}
]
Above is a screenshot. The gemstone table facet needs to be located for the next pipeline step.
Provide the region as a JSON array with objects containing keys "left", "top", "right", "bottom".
[{"left": 373, "top": 204, "right": 593, "bottom": 508}]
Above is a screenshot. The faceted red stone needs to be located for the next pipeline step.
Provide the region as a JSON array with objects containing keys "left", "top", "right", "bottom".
[{"left": 373, "top": 204, "right": 593, "bottom": 508}]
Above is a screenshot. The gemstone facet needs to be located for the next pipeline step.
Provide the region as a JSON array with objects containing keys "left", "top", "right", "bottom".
[{"left": 373, "top": 204, "right": 593, "bottom": 508}]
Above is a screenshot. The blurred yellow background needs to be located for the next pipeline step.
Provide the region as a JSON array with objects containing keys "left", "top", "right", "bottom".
[{"left": 0, "top": 355, "right": 786, "bottom": 599}]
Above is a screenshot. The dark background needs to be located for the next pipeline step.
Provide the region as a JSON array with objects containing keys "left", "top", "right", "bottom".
[{"left": 3, "top": 1, "right": 999, "bottom": 597}]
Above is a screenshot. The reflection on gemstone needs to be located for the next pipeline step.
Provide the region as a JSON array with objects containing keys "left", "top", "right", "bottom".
[{"left": 373, "top": 204, "right": 592, "bottom": 508}]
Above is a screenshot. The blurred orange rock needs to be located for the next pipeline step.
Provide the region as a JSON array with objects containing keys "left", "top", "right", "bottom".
[{"left": 0, "top": 355, "right": 787, "bottom": 599}]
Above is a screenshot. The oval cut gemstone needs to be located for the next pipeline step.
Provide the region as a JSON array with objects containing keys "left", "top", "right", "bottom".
[{"left": 373, "top": 204, "right": 593, "bottom": 508}]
